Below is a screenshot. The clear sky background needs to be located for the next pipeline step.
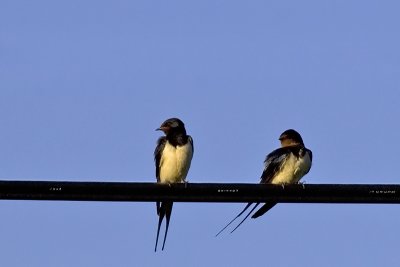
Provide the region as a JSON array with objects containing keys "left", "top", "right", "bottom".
[{"left": 1, "top": 1, "right": 400, "bottom": 266}]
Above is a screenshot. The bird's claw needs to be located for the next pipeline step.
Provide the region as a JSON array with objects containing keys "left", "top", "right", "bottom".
[{"left": 297, "top": 181, "right": 306, "bottom": 189}]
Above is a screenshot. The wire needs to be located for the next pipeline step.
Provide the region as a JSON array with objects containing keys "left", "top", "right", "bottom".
[{"left": 0, "top": 180, "right": 399, "bottom": 203}]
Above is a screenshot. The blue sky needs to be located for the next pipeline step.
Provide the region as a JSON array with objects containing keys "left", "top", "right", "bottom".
[{"left": 1, "top": 1, "right": 400, "bottom": 266}]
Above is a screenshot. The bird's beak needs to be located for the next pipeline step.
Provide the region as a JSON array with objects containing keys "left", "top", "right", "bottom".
[{"left": 156, "top": 126, "right": 168, "bottom": 132}]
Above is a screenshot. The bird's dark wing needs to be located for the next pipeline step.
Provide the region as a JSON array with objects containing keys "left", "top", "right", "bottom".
[
  {"left": 188, "top": 135, "right": 194, "bottom": 154},
  {"left": 154, "top": 137, "right": 167, "bottom": 217},
  {"left": 304, "top": 148, "right": 312, "bottom": 174},
  {"left": 260, "top": 147, "right": 291, "bottom": 183},
  {"left": 253, "top": 147, "right": 292, "bottom": 219},
  {"left": 154, "top": 136, "right": 167, "bottom": 182},
  {"left": 307, "top": 148, "right": 313, "bottom": 162},
  {"left": 251, "top": 202, "right": 277, "bottom": 218}
]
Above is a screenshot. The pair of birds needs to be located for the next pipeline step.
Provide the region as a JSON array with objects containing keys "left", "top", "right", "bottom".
[{"left": 154, "top": 118, "right": 313, "bottom": 251}]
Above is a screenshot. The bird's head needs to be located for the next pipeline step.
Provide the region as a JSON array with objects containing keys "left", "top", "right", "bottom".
[
  {"left": 279, "top": 129, "right": 304, "bottom": 147},
  {"left": 156, "top": 118, "right": 186, "bottom": 135}
]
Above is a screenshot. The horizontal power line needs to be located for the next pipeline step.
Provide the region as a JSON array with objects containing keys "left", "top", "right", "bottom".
[{"left": 0, "top": 180, "right": 399, "bottom": 204}]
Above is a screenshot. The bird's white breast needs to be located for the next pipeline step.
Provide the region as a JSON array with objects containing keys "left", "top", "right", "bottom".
[
  {"left": 271, "top": 152, "right": 312, "bottom": 184},
  {"left": 159, "top": 141, "right": 193, "bottom": 184}
]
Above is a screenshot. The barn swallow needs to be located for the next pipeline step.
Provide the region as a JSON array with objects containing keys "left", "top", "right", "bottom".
[
  {"left": 154, "top": 118, "right": 194, "bottom": 251},
  {"left": 216, "top": 129, "right": 312, "bottom": 235}
]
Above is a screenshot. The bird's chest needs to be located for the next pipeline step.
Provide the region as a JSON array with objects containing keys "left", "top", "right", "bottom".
[
  {"left": 272, "top": 152, "right": 311, "bottom": 184},
  {"left": 159, "top": 142, "right": 193, "bottom": 183}
]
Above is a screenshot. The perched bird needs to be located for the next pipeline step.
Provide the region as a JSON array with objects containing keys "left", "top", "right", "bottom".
[
  {"left": 154, "top": 118, "right": 194, "bottom": 251},
  {"left": 216, "top": 129, "right": 312, "bottom": 235}
]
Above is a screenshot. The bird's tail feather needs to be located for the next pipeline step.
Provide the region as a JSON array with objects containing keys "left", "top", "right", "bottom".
[
  {"left": 154, "top": 202, "right": 166, "bottom": 252},
  {"left": 156, "top": 201, "right": 160, "bottom": 215},
  {"left": 161, "top": 202, "right": 173, "bottom": 251},
  {"left": 230, "top": 203, "right": 260, "bottom": 234},
  {"left": 215, "top": 202, "right": 255, "bottom": 237}
]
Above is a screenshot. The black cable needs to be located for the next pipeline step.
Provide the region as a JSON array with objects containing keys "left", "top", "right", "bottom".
[{"left": 0, "top": 180, "right": 399, "bottom": 204}]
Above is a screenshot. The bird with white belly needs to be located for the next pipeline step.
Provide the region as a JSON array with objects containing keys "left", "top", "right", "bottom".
[
  {"left": 216, "top": 129, "right": 312, "bottom": 235},
  {"left": 154, "top": 118, "right": 194, "bottom": 251}
]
